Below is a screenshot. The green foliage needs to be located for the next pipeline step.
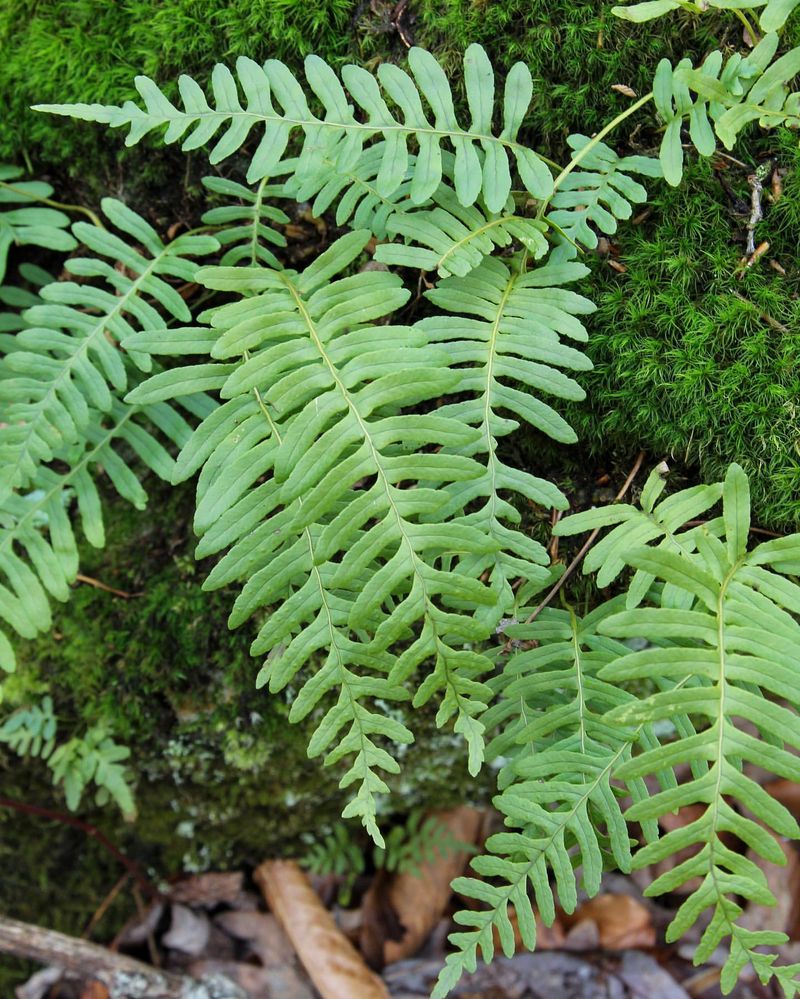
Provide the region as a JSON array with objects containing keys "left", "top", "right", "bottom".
[
  {"left": 3, "top": 15, "right": 800, "bottom": 997},
  {"left": 0, "top": 696, "right": 134, "bottom": 815},
  {"left": 0, "top": 166, "right": 76, "bottom": 283}
]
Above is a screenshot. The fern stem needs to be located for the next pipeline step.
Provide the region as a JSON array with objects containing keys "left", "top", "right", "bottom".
[
  {"left": 538, "top": 93, "right": 654, "bottom": 220},
  {"left": 731, "top": 8, "right": 760, "bottom": 45},
  {"left": 0, "top": 180, "right": 105, "bottom": 229}
]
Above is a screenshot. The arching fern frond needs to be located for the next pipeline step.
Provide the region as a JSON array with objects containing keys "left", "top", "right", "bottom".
[
  {"left": 0, "top": 166, "right": 77, "bottom": 283},
  {"left": 35, "top": 44, "right": 556, "bottom": 210},
  {"left": 433, "top": 598, "right": 669, "bottom": 997},
  {"left": 546, "top": 135, "right": 661, "bottom": 257},
  {"left": 0, "top": 198, "right": 218, "bottom": 501},
  {"left": 202, "top": 175, "right": 289, "bottom": 268},
  {"left": 417, "top": 254, "right": 594, "bottom": 619},
  {"left": 592, "top": 465, "right": 800, "bottom": 994},
  {"left": 125, "top": 230, "right": 500, "bottom": 841}
]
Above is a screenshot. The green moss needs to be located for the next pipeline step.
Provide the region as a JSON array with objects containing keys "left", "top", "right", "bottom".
[{"left": 565, "top": 150, "right": 800, "bottom": 531}]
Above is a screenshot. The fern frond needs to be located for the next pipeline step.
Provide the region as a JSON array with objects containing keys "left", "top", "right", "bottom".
[
  {"left": 0, "top": 198, "right": 218, "bottom": 502},
  {"left": 651, "top": 37, "right": 800, "bottom": 183},
  {"left": 0, "top": 384, "right": 203, "bottom": 673},
  {"left": 612, "top": 0, "right": 800, "bottom": 33},
  {"left": 35, "top": 44, "right": 556, "bottom": 210},
  {"left": 202, "top": 175, "right": 289, "bottom": 268},
  {"left": 125, "top": 231, "right": 502, "bottom": 842},
  {"left": 418, "top": 254, "right": 593, "bottom": 619},
  {"left": 0, "top": 166, "right": 77, "bottom": 283},
  {"left": 586, "top": 464, "right": 800, "bottom": 993},
  {"left": 433, "top": 598, "right": 666, "bottom": 997},
  {"left": 546, "top": 135, "right": 662, "bottom": 256}
]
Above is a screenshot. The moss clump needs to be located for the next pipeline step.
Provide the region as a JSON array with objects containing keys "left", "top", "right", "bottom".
[{"left": 566, "top": 146, "right": 800, "bottom": 531}]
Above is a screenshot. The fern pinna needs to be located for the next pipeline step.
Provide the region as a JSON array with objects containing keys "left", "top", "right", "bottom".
[{"left": 19, "top": 8, "right": 800, "bottom": 993}]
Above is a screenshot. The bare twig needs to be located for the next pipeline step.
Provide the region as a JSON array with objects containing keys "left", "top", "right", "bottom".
[
  {"left": 522, "top": 450, "right": 646, "bottom": 626},
  {"left": 731, "top": 290, "right": 789, "bottom": 334},
  {"left": 0, "top": 797, "right": 162, "bottom": 900},
  {"left": 745, "top": 171, "right": 764, "bottom": 256},
  {"left": 74, "top": 573, "right": 143, "bottom": 599},
  {"left": 82, "top": 873, "right": 130, "bottom": 940}
]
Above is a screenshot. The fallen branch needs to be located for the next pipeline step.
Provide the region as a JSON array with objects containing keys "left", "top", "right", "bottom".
[{"left": 0, "top": 916, "right": 187, "bottom": 998}]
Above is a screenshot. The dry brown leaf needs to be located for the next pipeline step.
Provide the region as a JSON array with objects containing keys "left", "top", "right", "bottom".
[
  {"left": 214, "top": 910, "right": 292, "bottom": 968},
  {"left": 79, "top": 982, "right": 110, "bottom": 999},
  {"left": 565, "top": 894, "right": 655, "bottom": 949},
  {"left": 611, "top": 84, "right": 638, "bottom": 98},
  {"left": 255, "top": 859, "right": 389, "bottom": 999},
  {"left": 373, "top": 807, "right": 486, "bottom": 966},
  {"left": 767, "top": 779, "right": 800, "bottom": 819},
  {"left": 168, "top": 872, "right": 244, "bottom": 908},
  {"left": 492, "top": 907, "right": 565, "bottom": 954}
]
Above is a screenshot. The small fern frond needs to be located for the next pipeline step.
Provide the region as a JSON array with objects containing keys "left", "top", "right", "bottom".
[
  {"left": 613, "top": 0, "right": 800, "bottom": 33},
  {"left": 0, "top": 166, "right": 77, "bottom": 283},
  {"left": 0, "top": 697, "right": 135, "bottom": 815},
  {"left": 125, "top": 231, "right": 501, "bottom": 841},
  {"left": 546, "top": 135, "right": 662, "bottom": 256},
  {"left": 433, "top": 598, "right": 664, "bottom": 997},
  {"left": 418, "top": 254, "right": 594, "bottom": 619},
  {"left": 202, "top": 175, "right": 289, "bottom": 268},
  {"left": 35, "top": 44, "right": 556, "bottom": 209},
  {"left": 0, "top": 198, "right": 218, "bottom": 501},
  {"left": 375, "top": 182, "right": 549, "bottom": 278}
]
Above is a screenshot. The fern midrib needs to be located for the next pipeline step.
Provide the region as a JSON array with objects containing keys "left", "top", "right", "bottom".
[
  {"left": 568, "top": 607, "right": 588, "bottom": 759},
  {"left": 127, "top": 104, "right": 549, "bottom": 168},
  {"left": 249, "top": 177, "right": 270, "bottom": 264},
  {"left": 2, "top": 244, "right": 174, "bottom": 496},
  {"left": 437, "top": 213, "right": 521, "bottom": 272},
  {"left": 278, "top": 273, "right": 475, "bottom": 717}
]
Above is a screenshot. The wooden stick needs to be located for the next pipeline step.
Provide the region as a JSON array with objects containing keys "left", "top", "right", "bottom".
[{"left": 0, "top": 915, "right": 186, "bottom": 997}]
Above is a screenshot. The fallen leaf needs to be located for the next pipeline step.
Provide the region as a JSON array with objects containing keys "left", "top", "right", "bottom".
[
  {"left": 612, "top": 84, "right": 638, "bottom": 98},
  {"left": 168, "top": 872, "right": 244, "bottom": 908},
  {"left": 79, "top": 982, "right": 110, "bottom": 999},
  {"left": 255, "top": 859, "right": 390, "bottom": 999},
  {"left": 370, "top": 807, "right": 486, "bottom": 965},
  {"left": 162, "top": 903, "right": 210, "bottom": 956},
  {"left": 565, "top": 894, "right": 655, "bottom": 949},
  {"left": 767, "top": 779, "right": 800, "bottom": 818},
  {"left": 739, "top": 834, "right": 800, "bottom": 939},
  {"left": 214, "top": 910, "right": 293, "bottom": 967}
]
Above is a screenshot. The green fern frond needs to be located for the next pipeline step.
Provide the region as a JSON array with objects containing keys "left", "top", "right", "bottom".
[
  {"left": 0, "top": 198, "right": 218, "bottom": 502},
  {"left": 202, "top": 174, "right": 289, "bottom": 268},
  {"left": 0, "top": 166, "right": 77, "bottom": 283},
  {"left": 0, "top": 387, "right": 203, "bottom": 673},
  {"left": 0, "top": 698, "right": 134, "bottom": 815},
  {"left": 34, "top": 44, "right": 556, "bottom": 210},
  {"left": 612, "top": 0, "right": 800, "bottom": 33},
  {"left": 125, "top": 231, "right": 503, "bottom": 842},
  {"left": 418, "top": 254, "right": 593, "bottom": 619},
  {"left": 433, "top": 598, "right": 665, "bottom": 997},
  {"left": 546, "top": 135, "right": 662, "bottom": 255},
  {"left": 591, "top": 465, "right": 800, "bottom": 992}
]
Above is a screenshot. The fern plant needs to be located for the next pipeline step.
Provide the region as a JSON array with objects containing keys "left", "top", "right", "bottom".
[{"left": 8, "top": 4, "right": 800, "bottom": 993}]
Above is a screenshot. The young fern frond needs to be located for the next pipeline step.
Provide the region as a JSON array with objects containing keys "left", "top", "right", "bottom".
[
  {"left": 586, "top": 465, "right": 800, "bottom": 993},
  {"left": 125, "top": 231, "right": 501, "bottom": 842},
  {"left": 202, "top": 175, "right": 289, "bottom": 268},
  {"left": 0, "top": 198, "right": 218, "bottom": 501},
  {"left": 546, "top": 135, "right": 662, "bottom": 257},
  {"left": 0, "top": 166, "right": 77, "bottom": 283},
  {"left": 433, "top": 598, "right": 668, "bottom": 998},
  {"left": 418, "top": 254, "right": 593, "bottom": 620},
  {"left": 34, "top": 44, "right": 556, "bottom": 210}
]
